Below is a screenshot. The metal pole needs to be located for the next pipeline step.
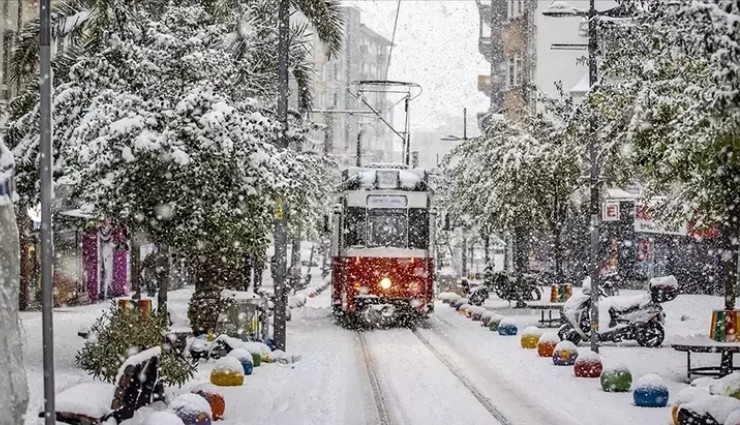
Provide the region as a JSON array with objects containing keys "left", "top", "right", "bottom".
[
  {"left": 463, "top": 108, "right": 467, "bottom": 140},
  {"left": 39, "top": 0, "right": 56, "bottom": 422},
  {"left": 404, "top": 97, "right": 411, "bottom": 165},
  {"left": 273, "top": 0, "right": 290, "bottom": 351},
  {"left": 355, "top": 126, "right": 362, "bottom": 167},
  {"left": 587, "top": 0, "right": 600, "bottom": 354}
]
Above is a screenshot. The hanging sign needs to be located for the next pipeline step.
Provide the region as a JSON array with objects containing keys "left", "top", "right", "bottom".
[
  {"left": 633, "top": 203, "right": 687, "bottom": 235},
  {"left": 602, "top": 201, "right": 620, "bottom": 222}
]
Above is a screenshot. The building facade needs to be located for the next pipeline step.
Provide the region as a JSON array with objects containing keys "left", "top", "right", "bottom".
[{"left": 306, "top": 7, "right": 394, "bottom": 166}]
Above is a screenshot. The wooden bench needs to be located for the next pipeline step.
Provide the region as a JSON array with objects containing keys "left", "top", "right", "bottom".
[{"left": 672, "top": 337, "right": 740, "bottom": 381}]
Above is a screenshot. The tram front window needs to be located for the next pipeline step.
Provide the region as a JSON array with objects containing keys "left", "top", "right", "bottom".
[{"left": 368, "top": 210, "right": 407, "bottom": 248}]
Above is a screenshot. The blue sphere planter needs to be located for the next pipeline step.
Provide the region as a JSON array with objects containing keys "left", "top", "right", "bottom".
[
  {"left": 264, "top": 338, "right": 276, "bottom": 351},
  {"left": 633, "top": 387, "right": 669, "bottom": 408},
  {"left": 498, "top": 323, "right": 518, "bottom": 335},
  {"left": 239, "top": 358, "right": 253, "bottom": 376}
]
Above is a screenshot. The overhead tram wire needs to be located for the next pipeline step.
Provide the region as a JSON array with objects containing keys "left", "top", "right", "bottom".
[{"left": 386, "top": 0, "right": 402, "bottom": 80}]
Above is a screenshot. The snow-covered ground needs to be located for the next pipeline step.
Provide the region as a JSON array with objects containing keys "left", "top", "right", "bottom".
[{"left": 20, "top": 273, "right": 729, "bottom": 424}]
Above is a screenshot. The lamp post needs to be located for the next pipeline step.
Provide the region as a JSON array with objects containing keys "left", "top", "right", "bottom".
[
  {"left": 273, "top": 0, "right": 290, "bottom": 351},
  {"left": 542, "top": 0, "right": 626, "bottom": 353}
]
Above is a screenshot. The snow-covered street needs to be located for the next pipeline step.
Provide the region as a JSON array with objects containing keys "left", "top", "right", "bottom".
[{"left": 20, "top": 281, "right": 734, "bottom": 425}]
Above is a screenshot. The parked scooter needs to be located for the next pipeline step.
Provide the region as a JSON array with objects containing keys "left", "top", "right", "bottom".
[
  {"left": 601, "top": 270, "right": 621, "bottom": 297},
  {"left": 558, "top": 275, "right": 679, "bottom": 347}
]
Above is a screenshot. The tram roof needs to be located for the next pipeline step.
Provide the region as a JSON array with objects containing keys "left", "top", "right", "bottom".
[{"left": 339, "top": 167, "right": 430, "bottom": 192}]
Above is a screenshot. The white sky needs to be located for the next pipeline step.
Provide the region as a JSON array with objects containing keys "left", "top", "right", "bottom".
[{"left": 344, "top": 0, "right": 491, "bottom": 136}]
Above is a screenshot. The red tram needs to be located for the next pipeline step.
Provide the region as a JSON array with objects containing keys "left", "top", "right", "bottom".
[{"left": 329, "top": 165, "right": 436, "bottom": 323}]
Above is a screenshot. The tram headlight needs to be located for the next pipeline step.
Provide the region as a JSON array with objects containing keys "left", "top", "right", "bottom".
[{"left": 380, "top": 277, "right": 392, "bottom": 290}]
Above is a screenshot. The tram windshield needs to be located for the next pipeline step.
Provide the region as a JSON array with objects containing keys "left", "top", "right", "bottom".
[{"left": 368, "top": 210, "right": 407, "bottom": 247}]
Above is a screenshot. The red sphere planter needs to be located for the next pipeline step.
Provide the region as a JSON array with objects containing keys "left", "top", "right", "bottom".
[{"left": 574, "top": 352, "right": 603, "bottom": 378}]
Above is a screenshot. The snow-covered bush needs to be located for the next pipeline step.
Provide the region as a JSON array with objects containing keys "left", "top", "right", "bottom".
[{"left": 75, "top": 302, "right": 196, "bottom": 386}]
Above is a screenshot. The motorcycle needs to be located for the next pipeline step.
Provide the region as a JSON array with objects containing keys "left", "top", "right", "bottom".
[
  {"left": 558, "top": 275, "right": 678, "bottom": 347},
  {"left": 490, "top": 271, "right": 542, "bottom": 303}
]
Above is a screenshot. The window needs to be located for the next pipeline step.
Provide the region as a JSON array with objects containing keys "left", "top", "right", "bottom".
[
  {"left": 367, "top": 209, "right": 407, "bottom": 248},
  {"left": 507, "top": 0, "right": 523, "bottom": 19},
  {"left": 408, "top": 209, "right": 429, "bottom": 249},
  {"left": 507, "top": 0, "right": 514, "bottom": 19},
  {"left": 344, "top": 207, "right": 366, "bottom": 247},
  {"left": 515, "top": 56, "right": 523, "bottom": 86}
]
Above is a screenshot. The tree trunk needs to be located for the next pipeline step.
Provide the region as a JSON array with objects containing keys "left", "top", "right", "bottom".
[
  {"left": 513, "top": 225, "right": 530, "bottom": 274},
  {"left": 291, "top": 236, "right": 302, "bottom": 290},
  {"left": 722, "top": 225, "right": 740, "bottom": 310},
  {"left": 156, "top": 244, "right": 170, "bottom": 316},
  {"left": 483, "top": 233, "right": 491, "bottom": 266},
  {"left": 553, "top": 225, "right": 564, "bottom": 284},
  {"left": 188, "top": 253, "right": 231, "bottom": 335}
]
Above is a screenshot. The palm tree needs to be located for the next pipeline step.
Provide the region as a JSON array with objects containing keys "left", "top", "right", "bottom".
[{"left": 7, "top": 0, "right": 343, "bottom": 119}]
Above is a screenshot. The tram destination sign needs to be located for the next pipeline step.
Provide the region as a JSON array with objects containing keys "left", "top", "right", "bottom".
[{"left": 367, "top": 195, "right": 408, "bottom": 208}]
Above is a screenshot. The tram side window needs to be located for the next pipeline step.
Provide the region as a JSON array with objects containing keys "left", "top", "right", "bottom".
[
  {"left": 408, "top": 208, "right": 429, "bottom": 249},
  {"left": 344, "top": 207, "right": 366, "bottom": 247}
]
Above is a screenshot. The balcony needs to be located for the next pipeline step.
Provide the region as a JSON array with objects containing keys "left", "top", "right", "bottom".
[{"left": 476, "top": 0, "right": 492, "bottom": 27}]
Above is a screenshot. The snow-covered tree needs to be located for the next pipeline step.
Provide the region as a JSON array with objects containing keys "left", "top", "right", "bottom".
[
  {"left": 584, "top": 0, "right": 740, "bottom": 307},
  {"left": 8, "top": 4, "right": 331, "bottom": 333},
  {"left": 442, "top": 94, "right": 582, "bottom": 279}
]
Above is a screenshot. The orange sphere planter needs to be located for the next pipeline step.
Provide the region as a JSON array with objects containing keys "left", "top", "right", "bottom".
[
  {"left": 193, "top": 388, "right": 226, "bottom": 420},
  {"left": 537, "top": 332, "right": 560, "bottom": 358}
]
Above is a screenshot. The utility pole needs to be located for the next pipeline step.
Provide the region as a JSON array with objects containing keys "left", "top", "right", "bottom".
[
  {"left": 273, "top": 0, "right": 290, "bottom": 351},
  {"left": 39, "top": 0, "right": 56, "bottom": 423},
  {"left": 355, "top": 125, "right": 363, "bottom": 167}
]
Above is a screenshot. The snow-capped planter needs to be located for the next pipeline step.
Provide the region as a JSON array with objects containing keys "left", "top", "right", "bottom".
[
  {"left": 520, "top": 327, "right": 542, "bottom": 349},
  {"left": 671, "top": 387, "right": 710, "bottom": 425},
  {"left": 227, "top": 348, "right": 254, "bottom": 375},
  {"left": 192, "top": 388, "right": 225, "bottom": 421},
  {"left": 439, "top": 292, "right": 458, "bottom": 304},
  {"left": 710, "top": 372, "right": 740, "bottom": 398},
  {"left": 679, "top": 393, "right": 740, "bottom": 425},
  {"left": 600, "top": 364, "right": 632, "bottom": 392},
  {"left": 498, "top": 318, "right": 518, "bottom": 336},
  {"left": 488, "top": 315, "right": 504, "bottom": 332},
  {"left": 537, "top": 332, "right": 560, "bottom": 357},
  {"left": 458, "top": 303, "right": 472, "bottom": 316},
  {"left": 143, "top": 411, "right": 186, "bottom": 425},
  {"left": 171, "top": 393, "right": 212, "bottom": 425},
  {"left": 480, "top": 312, "right": 494, "bottom": 326},
  {"left": 574, "top": 350, "right": 602, "bottom": 378},
  {"left": 552, "top": 341, "right": 578, "bottom": 366},
  {"left": 452, "top": 297, "right": 469, "bottom": 309},
  {"left": 471, "top": 306, "right": 486, "bottom": 321},
  {"left": 210, "top": 357, "right": 245, "bottom": 387},
  {"left": 633, "top": 374, "right": 669, "bottom": 407}
]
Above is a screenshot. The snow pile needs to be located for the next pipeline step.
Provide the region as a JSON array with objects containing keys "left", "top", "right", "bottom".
[
  {"left": 470, "top": 306, "right": 486, "bottom": 316},
  {"left": 649, "top": 275, "right": 678, "bottom": 290},
  {"left": 220, "top": 289, "right": 260, "bottom": 301},
  {"left": 170, "top": 393, "right": 212, "bottom": 417},
  {"left": 539, "top": 332, "right": 561, "bottom": 344},
  {"left": 243, "top": 341, "right": 271, "bottom": 356},
  {"left": 602, "top": 363, "right": 630, "bottom": 374},
  {"left": 213, "top": 357, "right": 245, "bottom": 375},
  {"left": 553, "top": 340, "right": 578, "bottom": 353},
  {"left": 142, "top": 411, "right": 185, "bottom": 425},
  {"left": 726, "top": 409, "right": 740, "bottom": 425},
  {"left": 675, "top": 386, "right": 710, "bottom": 405},
  {"left": 56, "top": 383, "right": 115, "bottom": 418},
  {"left": 576, "top": 350, "right": 601, "bottom": 363},
  {"left": 438, "top": 292, "right": 458, "bottom": 302},
  {"left": 522, "top": 326, "right": 543, "bottom": 337},
  {"left": 710, "top": 373, "right": 740, "bottom": 397},
  {"left": 288, "top": 292, "right": 308, "bottom": 308},
  {"left": 268, "top": 349, "right": 292, "bottom": 364},
  {"left": 634, "top": 374, "right": 667, "bottom": 391},
  {"left": 114, "top": 346, "right": 161, "bottom": 384},
  {"left": 228, "top": 348, "right": 253, "bottom": 363}
]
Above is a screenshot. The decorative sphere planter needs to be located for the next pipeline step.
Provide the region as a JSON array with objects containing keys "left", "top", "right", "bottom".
[
  {"left": 633, "top": 374, "right": 669, "bottom": 407},
  {"left": 537, "top": 332, "right": 560, "bottom": 358},
  {"left": 488, "top": 316, "right": 503, "bottom": 332},
  {"left": 193, "top": 389, "right": 226, "bottom": 421},
  {"left": 574, "top": 351, "right": 602, "bottom": 378},
  {"left": 498, "top": 319, "right": 518, "bottom": 336},
  {"left": 210, "top": 357, "right": 245, "bottom": 387},
  {"left": 481, "top": 313, "right": 494, "bottom": 326},
  {"left": 520, "top": 327, "right": 542, "bottom": 349},
  {"left": 552, "top": 341, "right": 578, "bottom": 366},
  {"left": 228, "top": 348, "right": 254, "bottom": 376},
  {"left": 453, "top": 298, "right": 469, "bottom": 310},
  {"left": 600, "top": 365, "right": 632, "bottom": 392},
  {"left": 171, "top": 394, "right": 213, "bottom": 425},
  {"left": 471, "top": 307, "right": 485, "bottom": 321},
  {"left": 458, "top": 303, "right": 472, "bottom": 316}
]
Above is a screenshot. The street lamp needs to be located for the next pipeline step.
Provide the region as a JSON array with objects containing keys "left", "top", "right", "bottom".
[{"left": 542, "top": 0, "right": 627, "bottom": 354}]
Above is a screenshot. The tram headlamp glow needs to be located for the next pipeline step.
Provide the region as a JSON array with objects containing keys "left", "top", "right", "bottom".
[{"left": 380, "top": 277, "right": 392, "bottom": 290}]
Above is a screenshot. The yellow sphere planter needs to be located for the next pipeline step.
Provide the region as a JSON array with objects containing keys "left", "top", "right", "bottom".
[
  {"left": 520, "top": 327, "right": 542, "bottom": 349},
  {"left": 210, "top": 357, "right": 245, "bottom": 387}
]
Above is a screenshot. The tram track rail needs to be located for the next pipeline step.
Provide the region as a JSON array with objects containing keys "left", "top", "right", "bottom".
[
  {"left": 358, "top": 331, "right": 393, "bottom": 425},
  {"left": 411, "top": 329, "right": 514, "bottom": 425}
]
